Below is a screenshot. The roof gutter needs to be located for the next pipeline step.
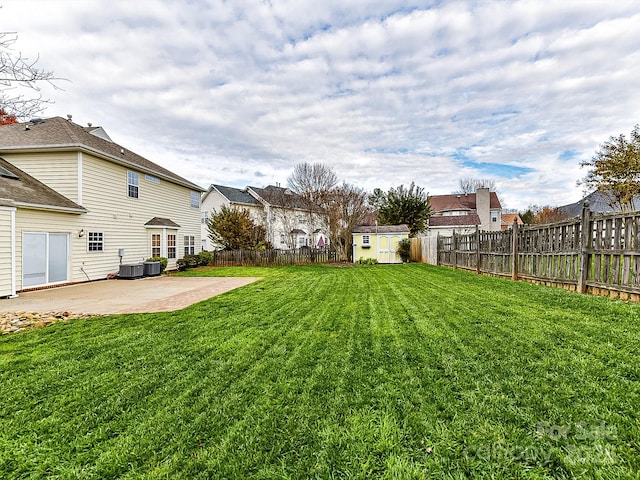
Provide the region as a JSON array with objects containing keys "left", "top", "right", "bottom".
[
  {"left": 12, "top": 201, "right": 87, "bottom": 214},
  {"left": 0, "top": 144, "right": 205, "bottom": 192}
]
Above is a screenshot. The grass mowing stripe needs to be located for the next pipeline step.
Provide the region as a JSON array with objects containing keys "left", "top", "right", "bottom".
[{"left": 1, "top": 264, "right": 639, "bottom": 478}]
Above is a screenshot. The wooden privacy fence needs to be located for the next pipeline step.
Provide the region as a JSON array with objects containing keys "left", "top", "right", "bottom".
[
  {"left": 210, "top": 248, "right": 337, "bottom": 266},
  {"left": 437, "top": 203, "right": 640, "bottom": 300}
]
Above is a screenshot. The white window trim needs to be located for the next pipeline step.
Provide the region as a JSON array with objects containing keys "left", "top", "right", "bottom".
[
  {"left": 191, "top": 191, "right": 200, "bottom": 208},
  {"left": 362, "top": 234, "right": 371, "bottom": 246},
  {"left": 127, "top": 171, "right": 139, "bottom": 199},
  {"left": 87, "top": 231, "right": 104, "bottom": 252}
]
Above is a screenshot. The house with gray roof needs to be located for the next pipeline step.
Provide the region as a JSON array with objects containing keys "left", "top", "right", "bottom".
[
  {"left": 201, "top": 183, "right": 329, "bottom": 250},
  {"left": 559, "top": 190, "right": 640, "bottom": 218},
  {"left": 0, "top": 116, "right": 204, "bottom": 297}
]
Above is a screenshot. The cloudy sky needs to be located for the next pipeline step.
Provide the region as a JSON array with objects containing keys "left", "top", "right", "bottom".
[{"left": 3, "top": 0, "right": 640, "bottom": 209}]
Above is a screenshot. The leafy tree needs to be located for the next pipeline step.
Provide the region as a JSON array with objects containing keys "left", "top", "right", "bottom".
[
  {"left": 207, "top": 205, "right": 268, "bottom": 250},
  {"left": 580, "top": 125, "right": 640, "bottom": 211},
  {"left": 368, "top": 188, "right": 387, "bottom": 210},
  {"left": 1, "top": 32, "right": 58, "bottom": 119},
  {"left": 519, "top": 208, "right": 536, "bottom": 224},
  {"left": 397, "top": 238, "right": 411, "bottom": 263},
  {"left": 0, "top": 108, "right": 17, "bottom": 125},
  {"left": 372, "top": 182, "right": 432, "bottom": 235}
]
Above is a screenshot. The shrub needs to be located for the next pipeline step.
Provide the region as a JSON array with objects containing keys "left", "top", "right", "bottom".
[
  {"left": 356, "top": 257, "right": 378, "bottom": 265},
  {"left": 145, "top": 256, "right": 168, "bottom": 273},
  {"left": 397, "top": 238, "right": 411, "bottom": 263},
  {"left": 177, "top": 254, "right": 200, "bottom": 271},
  {"left": 197, "top": 250, "right": 213, "bottom": 266}
]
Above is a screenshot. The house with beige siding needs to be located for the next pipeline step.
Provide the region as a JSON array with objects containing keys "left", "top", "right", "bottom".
[
  {"left": 427, "top": 187, "right": 503, "bottom": 237},
  {"left": 201, "top": 184, "right": 329, "bottom": 251},
  {"left": 0, "top": 116, "right": 204, "bottom": 298}
]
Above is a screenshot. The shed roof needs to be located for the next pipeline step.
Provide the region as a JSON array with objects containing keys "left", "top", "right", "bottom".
[{"left": 353, "top": 224, "right": 410, "bottom": 234}]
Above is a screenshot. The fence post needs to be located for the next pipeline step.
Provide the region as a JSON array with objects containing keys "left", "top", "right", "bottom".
[
  {"left": 511, "top": 219, "right": 519, "bottom": 281},
  {"left": 475, "top": 226, "right": 481, "bottom": 274},
  {"left": 452, "top": 231, "right": 458, "bottom": 269},
  {"left": 577, "top": 201, "right": 591, "bottom": 293}
]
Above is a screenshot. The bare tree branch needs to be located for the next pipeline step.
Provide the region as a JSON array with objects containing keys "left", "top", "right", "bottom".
[{"left": 0, "top": 31, "right": 61, "bottom": 119}]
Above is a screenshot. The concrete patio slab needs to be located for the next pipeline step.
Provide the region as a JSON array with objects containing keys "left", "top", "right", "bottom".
[{"left": 0, "top": 276, "right": 261, "bottom": 315}]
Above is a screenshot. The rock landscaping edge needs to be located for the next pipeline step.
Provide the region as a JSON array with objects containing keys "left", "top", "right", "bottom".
[{"left": 1, "top": 311, "right": 101, "bottom": 335}]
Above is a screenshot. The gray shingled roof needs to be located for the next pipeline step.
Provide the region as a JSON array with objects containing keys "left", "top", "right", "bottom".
[
  {"left": 144, "top": 217, "right": 181, "bottom": 228},
  {"left": 0, "top": 157, "right": 86, "bottom": 213},
  {"left": 0, "top": 117, "right": 203, "bottom": 191},
  {"left": 248, "top": 185, "right": 315, "bottom": 210},
  {"left": 353, "top": 224, "right": 410, "bottom": 234},
  {"left": 559, "top": 190, "right": 640, "bottom": 217},
  {"left": 212, "top": 184, "right": 260, "bottom": 205}
]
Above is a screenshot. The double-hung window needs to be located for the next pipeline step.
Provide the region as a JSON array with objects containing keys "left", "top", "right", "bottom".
[
  {"left": 151, "top": 234, "right": 161, "bottom": 258},
  {"left": 127, "top": 171, "right": 139, "bottom": 198},
  {"left": 362, "top": 234, "right": 371, "bottom": 246},
  {"left": 167, "top": 234, "right": 176, "bottom": 259},
  {"left": 184, "top": 236, "right": 195, "bottom": 255}
]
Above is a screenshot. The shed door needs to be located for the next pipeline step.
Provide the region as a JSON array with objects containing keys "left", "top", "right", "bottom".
[
  {"left": 378, "top": 234, "right": 402, "bottom": 263},
  {"left": 23, "top": 233, "right": 69, "bottom": 288}
]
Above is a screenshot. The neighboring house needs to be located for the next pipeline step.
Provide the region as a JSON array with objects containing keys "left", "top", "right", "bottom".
[
  {"left": 427, "top": 188, "right": 502, "bottom": 236},
  {"left": 559, "top": 190, "right": 640, "bottom": 218},
  {"left": 0, "top": 116, "right": 203, "bottom": 297},
  {"left": 352, "top": 224, "right": 410, "bottom": 264},
  {"left": 201, "top": 183, "right": 329, "bottom": 251},
  {"left": 200, "top": 184, "right": 265, "bottom": 251},
  {"left": 501, "top": 213, "right": 524, "bottom": 230}
]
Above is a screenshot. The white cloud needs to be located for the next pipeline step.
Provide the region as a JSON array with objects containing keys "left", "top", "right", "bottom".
[{"left": 3, "top": 0, "right": 640, "bottom": 210}]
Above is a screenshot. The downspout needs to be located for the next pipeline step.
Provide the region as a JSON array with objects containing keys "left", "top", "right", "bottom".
[{"left": 10, "top": 208, "right": 17, "bottom": 298}]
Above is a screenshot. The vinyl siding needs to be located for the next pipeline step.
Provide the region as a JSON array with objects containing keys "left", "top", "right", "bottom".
[
  {"left": 0, "top": 208, "right": 13, "bottom": 297},
  {"left": 201, "top": 190, "right": 264, "bottom": 251},
  {"left": 8, "top": 151, "right": 200, "bottom": 291},
  {"left": 3, "top": 151, "right": 79, "bottom": 203},
  {"left": 80, "top": 154, "right": 200, "bottom": 271}
]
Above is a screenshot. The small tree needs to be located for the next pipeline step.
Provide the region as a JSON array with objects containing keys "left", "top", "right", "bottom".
[
  {"left": 207, "top": 205, "right": 268, "bottom": 250},
  {"left": 397, "top": 238, "right": 411, "bottom": 263},
  {"left": 371, "top": 182, "right": 432, "bottom": 236},
  {"left": 580, "top": 125, "right": 640, "bottom": 211}
]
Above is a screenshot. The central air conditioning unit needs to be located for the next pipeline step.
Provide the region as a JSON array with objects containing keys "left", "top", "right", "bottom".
[
  {"left": 119, "top": 263, "right": 144, "bottom": 279},
  {"left": 143, "top": 261, "right": 161, "bottom": 277}
]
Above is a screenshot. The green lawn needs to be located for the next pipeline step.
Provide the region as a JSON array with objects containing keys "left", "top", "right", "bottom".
[{"left": 1, "top": 264, "right": 639, "bottom": 479}]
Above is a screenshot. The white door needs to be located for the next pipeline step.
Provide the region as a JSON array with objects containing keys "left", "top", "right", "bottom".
[{"left": 23, "top": 233, "right": 69, "bottom": 288}]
